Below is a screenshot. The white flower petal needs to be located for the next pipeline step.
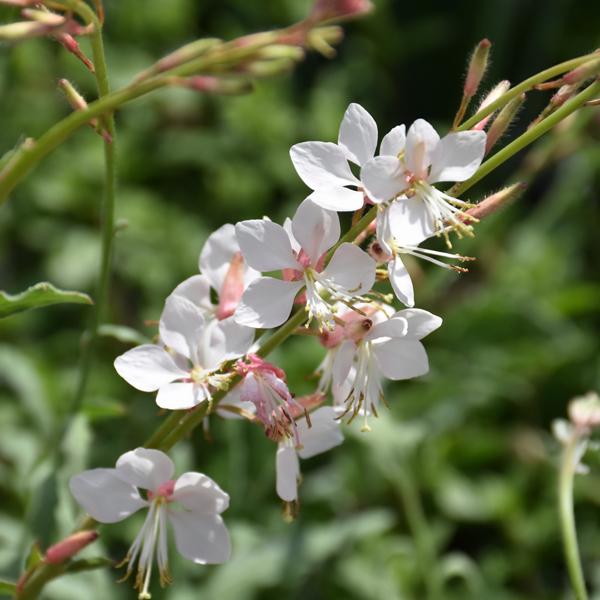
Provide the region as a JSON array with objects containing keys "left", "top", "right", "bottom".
[
  {"left": 405, "top": 119, "right": 440, "bottom": 176},
  {"left": 428, "top": 130, "right": 486, "bottom": 183},
  {"left": 398, "top": 308, "right": 443, "bottom": 340},
  {"left": 373, "top": 338, "right": 429, "bottom": 380},
  {"left": 321, "top": 243, "right": 375, "bottom": 296},
  {"left": 235, "top": 219, "right": 300, "bottom": 272},
  {"left": 159, "top": 294, "right": 205, "bottom": 361},
  {"left": 297, "top": 407, "right": 344, "bottom": 459},
  {"left": 290, "top": 141, "right": 359, "bottom": 190},
  {"left": 380, "top": 125, "right": 406, "bottom": 156},
  {"left": 332, "top": 340, "right": 356, "bottom": 385},
  {"left": 156, "top": 382, "right": 206, "bottom": 410},
  {"left": 199, "top": 223, "right": 238, "bottom": 292},
  {"left": 204, "top": 317, "right": 254, "bottom": 366},
  {"left": 338, "top": 103, "right": 378, "bottom": 166},
  {"left": 282, "top": 217, "right": 301, "bottom": 253},
  {"left": 169, "top": 511, "right": 230, "bottom": 564},
  {"left": 172, "top": 472, "right": 230, "bottom": 514},
  {"left": 69, "top": 468, "right": 146, "bottom": 523},
  {"left": 234, "top": 278, "right": 303, "bottom": 329},
  {"left": 368, "top": 315, "right": 409, "bottom": 341},
  {"left": 389, "top": 257, "right": 415, "bottom": 307},
  {"left": 170, "top": 274, "right": 214, "bottom": 315},
  {"left": 116, "top": 448, "right": 175, "bottom": 491},
  {"left": 114, "top": 345, "right": 188, "bottom": 392},
  {"left": 361, "top": 156, "right": 407, "bottom": 203},
  {"left": 291, "top": 199, "right": 340, "bottom": 265},
  {"left": 308, "top": 187, "right": 364, "bottom": 212},
  {"left": 276, "top": 445, "right": 300, "bottom": 502},
  {"left": 387, "top": 196, "right": 435, "bottom": 245}
]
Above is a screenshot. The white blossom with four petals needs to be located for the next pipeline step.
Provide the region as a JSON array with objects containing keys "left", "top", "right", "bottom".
[{"left": 69, "top": 448, "right": 230, "bottom": 598}]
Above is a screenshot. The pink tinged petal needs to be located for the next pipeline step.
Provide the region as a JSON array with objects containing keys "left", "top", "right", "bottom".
[
  {"left": 199, "top": 223, "right": 239, "bottom": 292},
  {"left": 234, "top": 277, "right": 302, "bottom": 329},
  {"left": 69, "top": 468, "right": 146, "bottom": 523},
  {"left": 216, "top": 252, "right": 246, "bottom": 320},
  {"left": 332, "top": 340, "right": 356, "bottom": 385},
  {"left": 292, "top": 199, "right": 340, "bottom": 265},
  {"left": 169, "top": 511, "right": 231, "bottom": 564},
  {"left": 338, "top": 102, "right": 378, "bottom": 166},
  {"left": 276, "top": 445, "right": 300, "bottom": 501},
  {"left": 297, "top": 407, "right": 344, "bottom": 459},
  {"left": 235, "top": 219, "right": 300, "bottom": 272},
  {"left": 309, "top": 186, "right": 364, "bottom": 212},
  {"left": 115, "top": 448, "right": 175, "bottom": 491},
  {"left": 388, "top": 196, "right": 435, "bottom": 244},
  {"left": 372, "top": 338, "right": 429, "bottom": 380},
  {"left": 361, "top": 156, "right": 407, "bottom": 203},
  {"left": 405, "top": 119, "right": 440, "bottom": 178},
  {"left": 171, "top": 274, "right": 214, "bottom": 315},
  {"left": 321, "top": 243, "right": 376, "bottom": 296},
  {"left": 428, "top": 130, "right": 486, "bottom": 183},
  {"left": 368, "top": 314, "right": 409, "bottom": 341},
  {"left": 156, "top": 381, "right": 206, "bottom": 410},
  {"left": 397, "top": 308, "right": 443, "bottom": 340},
  {"left": 114, "top": 345, "right": 188, "bottom": 392},
  {"left": 172, "top": 472, "right": 230, "bottom": 514},
  {"left": 389, "top": 257, "right": 415, "bottom": 307},
  {"left": 290, "top": 141, "right": 359, "bottom": 190},
  {"left": 380, "top": 125, "right": 406, "bottom": 156},
  {"left": 159, "top": 294, "right": 205, "bottom": 361}
]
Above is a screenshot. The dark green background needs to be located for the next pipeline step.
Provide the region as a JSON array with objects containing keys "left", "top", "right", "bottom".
[{"left": 0, "top": 0, "right": 599, "bottom": 598}]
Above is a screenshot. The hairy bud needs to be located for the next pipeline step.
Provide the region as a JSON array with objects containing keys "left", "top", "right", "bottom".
[
  {"left": 45, "top": 531, "right": 99, "bottom": 564},
  {"left": 466, "top": 183, "right": 526, "bottom": 221},
  {"left": 472, "top": 80, "right": 511, "bottom": 130},
  {"left": 485, "top": 93, "right": 525, "bottom": 153},
  {"left": 563, "top": 58, "right": 600, "bottom": 85},
  {"left": 464, "top": 39, "right": 491, "bottom": 99}
]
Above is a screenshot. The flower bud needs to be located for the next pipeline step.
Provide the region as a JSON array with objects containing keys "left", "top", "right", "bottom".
[
  {"left": 568, "top": 392, "right": 600, "bottom": 431},
  {"left": 306, "top": 25, "right": 344, "bottom": 58},
  {"left": 54, "top": 32, "right": 95, "bottom": 73},
  {"left": 464, "top": 39, "right": 491, "bottom": 99},
  {"left": 563, "top": 58, "right": 600, "bottom": 85},
  {"left": 550, "top": 83, "right": 578, "bottom": 108},
  {"left": 245, "top": 57, "right": 298, "bottom": 78},
  {"left": 472, "top": 80, "right": 510, "bottom": 130},
  {"left": 465, "top": 183, "right": 526, "bottom": 221},
  {"left": 255, "top": 45, "right": 306, "bottom": 62},
  {"left": 169, "top": 75, "right": 253, "bottom": 96},
  {"left": 0, "top": 20, "right": 56, "bottom": 41},
  {"left": 308, "top": 0, "right": 374, "bottom": 24},
  {"left": 485, "top": 93, "right": 525, "bottom": 153},
  {"left": 45, "top": 531, "right": 98, "bottom": 564},
  {"left": 21, "top": 8, "right": 65, "bottom": 26}
]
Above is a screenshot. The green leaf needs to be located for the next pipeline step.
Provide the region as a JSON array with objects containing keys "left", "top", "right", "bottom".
[
  {"left": 25, "top": 541, "right": 43, "bottom": 571},
  {"left": 0, "top": 282, "right": 93, "bottom": 318},
  {"left": 82, "top": 397, "right": 126, "bottom": 421},
  {"left": 65, "top": 557, "right": 114, "bottom": 574},
  {"left": 97, "top": 324, "right": 150, "bottom": 345},
  {"left": 0, "top": 579, "right": 17, "bottom": 596}
]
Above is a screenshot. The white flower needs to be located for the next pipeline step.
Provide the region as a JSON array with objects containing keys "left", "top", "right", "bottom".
[
  {"left": 169, "top": 223, "right": 259, "bottom": 322},
  {"left": 333, "top": 308, "right": 442, "bottom": 430},
  {"left": 69, "top": 448, "right": 230, "bottom": 598},
  {"left": 234, "top": 199, "right": 376, "bottom": 330},
  {"left": 373, "top": 200, "right": 475, "bottom": 307},
  {"left": 276, "top": 407, "right": 344, "bottom": 502},
  {"left": 114, "top": 293, "right": 253, "bottom": 410},
  {"left": 290, "top": 102, "right": 406, "bottom": 212},
  {"left": 362, "top": 119, "right": 486, "bottom": 242}
]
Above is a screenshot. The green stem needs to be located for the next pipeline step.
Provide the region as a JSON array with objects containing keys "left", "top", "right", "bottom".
[
  {"left": 457, "top": 53, "right": 597, "bottom": 131},
  {"left": 452, "top": 80, "right": 600, "bottom": 197},
  {"left": 559, "top": 435, "right": 588, "bottom": 600}
]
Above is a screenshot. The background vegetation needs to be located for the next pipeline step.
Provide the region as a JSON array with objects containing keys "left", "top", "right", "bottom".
[{"left": 0, "top": 0, "right": 599, "bottom": 598}]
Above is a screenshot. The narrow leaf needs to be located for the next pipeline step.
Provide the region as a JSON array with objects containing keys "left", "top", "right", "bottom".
[{"left": 0, "top": 282, "right": 93, "bottom": 318}]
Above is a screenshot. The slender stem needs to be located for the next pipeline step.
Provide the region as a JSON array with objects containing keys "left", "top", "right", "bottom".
[
  {"left": 559, "top": 435, "right": 588, "bottom": 600},
  {"left": 457, "top": 53, "right": 597, "bottom": 131},
  {"left": 452, "top": 80, "right": 600, "bottom": 197}
]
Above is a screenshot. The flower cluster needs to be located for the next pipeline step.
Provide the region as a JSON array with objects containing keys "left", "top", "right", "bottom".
[{"left": 70, "top": 102, "right": 485, "bottom": 597}]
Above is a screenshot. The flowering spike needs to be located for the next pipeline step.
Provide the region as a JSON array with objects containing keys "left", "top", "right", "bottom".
[
  {"left": 45, "top": 531, "right": 99, "bottom": 564},
  {"left": 485, "top": 93, "right": 525, "bottom": 153}
]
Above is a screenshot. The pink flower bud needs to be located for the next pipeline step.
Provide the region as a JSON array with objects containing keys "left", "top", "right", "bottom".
[
  {"left": 464, "top": 39, "right": 491, "bottom": 99},
  {"left": 309, "top": 0, "right": 374, "bottom": 23},
  {"left": 563, "top": 58, "right": 600, "bottom": 85},
  {"left": 45, "top": 530, "right": 98, "bottom": 565},
  {"left": 465, "top": 183, "right": 526, "bottom": 221},
  {"left": 54, "top": 33, "right": 95, "bottom": 73}
]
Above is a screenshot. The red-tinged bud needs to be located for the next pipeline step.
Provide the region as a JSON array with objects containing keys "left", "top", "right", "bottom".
[
  {"left": 472, "top": 80, "right": 511, "bottom": 130},
  {"left": 563, "top": 58, "right": 600, "bottom": 85},
  {"left": 54, "top": 33, "right": 95, "bottom": 73},
  {"left": 309, "top": 0, "right": 374, "bottom": 24},
  {"left": 551, "top": 83, "right": 578, "bottom": 108},
  {"left": 170, "top": 75, "right": 252, "bottom": 96},
  {"left": 21, "top": 8, "right": 65, "bottom": 26},
  {"left": 465, "top": 183, "right": 526, "bottom": 221},
  {"left": 485, "top": 93, "right": 525, "bottom": 153},
  {"left": 45, "top": 531, "right": 98, "bottom": 565},
  {"left": 217, "top": 252, "right": 245, "bottom": 320},
  {"left": 464, "top": 39, "right": 491, "bottom": 99}
]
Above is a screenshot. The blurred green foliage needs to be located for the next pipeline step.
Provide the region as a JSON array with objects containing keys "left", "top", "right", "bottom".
[{"left": 0, "top": 0, "right": 599, "bottom": 598}]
